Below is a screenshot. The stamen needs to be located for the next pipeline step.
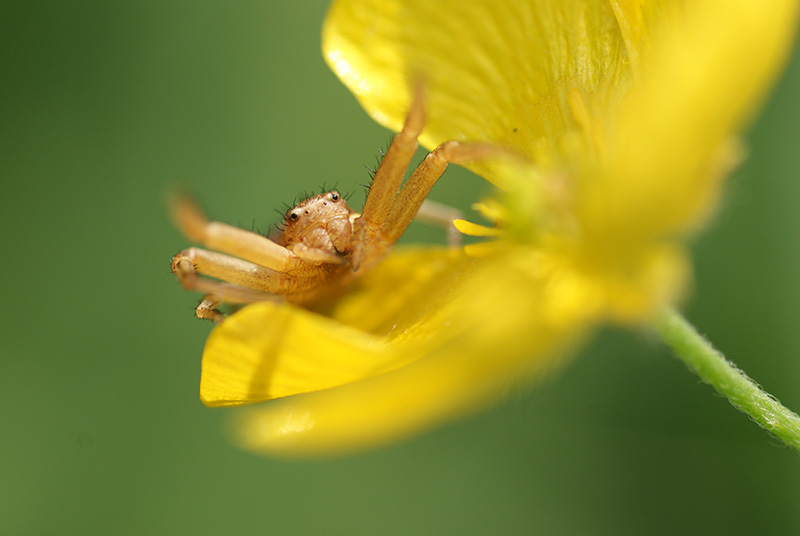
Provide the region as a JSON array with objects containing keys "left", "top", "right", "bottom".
[
  {"left": 471, "top": 201, "right": 506, "bottom": 225},
  {"left": 452, "top": 219, "right": 502, "bottom": 237}
]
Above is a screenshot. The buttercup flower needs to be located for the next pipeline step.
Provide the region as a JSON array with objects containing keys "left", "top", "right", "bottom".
[{"left": 199, "top": 0, "right": 799, "bottom": 456}]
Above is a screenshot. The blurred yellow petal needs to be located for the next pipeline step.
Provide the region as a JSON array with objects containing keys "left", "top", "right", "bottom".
[
  {"left": 232, "top": 248, "right": 589, "bottom": 456},
  {"left": 206, "top": 245, "right": 599, "bottom": 455},
  {"left": 584, "top": 0, "right": 800, "bottom": 243}
]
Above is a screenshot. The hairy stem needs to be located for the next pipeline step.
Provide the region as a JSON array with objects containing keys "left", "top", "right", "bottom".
[{"left": 654, "top": 307, "right": 800, "bottom": 452}]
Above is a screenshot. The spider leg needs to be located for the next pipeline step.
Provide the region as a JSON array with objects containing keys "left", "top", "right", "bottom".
[
  {"left": 350, "top": 89, "right": 426, "bottom": 270},
  {"left": 359, "top": 89, "right": 426, "bottom": 228},
  {"left": 172, "top": 255, "right": 285, "bottom": 321},
  {"left": 382, "top": 141, "right": 492, "bottom": 244},
  {"left": 170, "top": 194, "right": 306, "bottom": 273},
  {"left": 195, "top": 295, "right": 225, "bottom": 323},
  {"left": 195, "top": 293, "right": 274, "bottom": 323},
  {"left": 171, "top": 247, "right": 320, "bottom": 295}
]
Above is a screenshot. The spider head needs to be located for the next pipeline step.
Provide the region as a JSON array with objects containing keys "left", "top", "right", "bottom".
[{"left": 282, "top": 190, "right": 353, "bottom": 248}]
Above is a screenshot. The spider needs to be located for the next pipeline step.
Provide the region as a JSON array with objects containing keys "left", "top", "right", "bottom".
[{"left": 171, "top": 94, "right": 485, "bottom": 322}]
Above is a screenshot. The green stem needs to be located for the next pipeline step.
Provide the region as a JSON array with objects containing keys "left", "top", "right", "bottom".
[{"left": 654, "top": 307, "right": 800, "bottom": 452}]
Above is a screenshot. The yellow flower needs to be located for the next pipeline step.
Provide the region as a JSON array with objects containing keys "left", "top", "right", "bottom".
[{"left": 200, "top": 0, "right": 799, "bottom": 456}]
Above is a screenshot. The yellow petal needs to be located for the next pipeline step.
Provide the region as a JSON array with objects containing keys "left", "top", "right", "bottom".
[
  {"left": 201, "top": 303, "right": 390, "bottom": 407},
  {"left": 230, "top": 248, "right": 590, "bottom": 457},
  {"left": 201, "top": 247, "right": 472, "bottom": 407},
  {"left": 323, "top": 0, "right": 632, "bottom": 182},
  {"left": 328, "top": 246, "right": 471, "bottom": 339}
]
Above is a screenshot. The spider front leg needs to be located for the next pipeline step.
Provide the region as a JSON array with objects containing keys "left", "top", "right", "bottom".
[
  {"left": 349, "top": 90, "right": 427, "bottom": 270},
  {"left": 350, "top": 92, "right": 493, "bottom": 270},
  {"left": 382, "top": 141, "right": 492, "bottom": 244},
  {"left": 171, "top": 248, "right": 302, "bottom": 321},
  {"left": 171, "top": 254, "right": 280, "bottom": 322}
]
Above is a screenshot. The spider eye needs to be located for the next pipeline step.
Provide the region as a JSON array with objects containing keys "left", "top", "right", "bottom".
[
  {"left": 289, "top": 212, "right": 299, "bottom": 221},
  {"left": 330, "top": 192, "right": 340, "bottom": 201}
]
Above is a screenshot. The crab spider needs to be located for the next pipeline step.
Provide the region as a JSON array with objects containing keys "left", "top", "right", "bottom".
[{"left": 171, "top": 94, "right": 486, "bottom": 322}]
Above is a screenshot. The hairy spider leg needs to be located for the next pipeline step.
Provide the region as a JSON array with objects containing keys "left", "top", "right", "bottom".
[
  {"left": 359, "top": 92, "right": 426, "bottom": 228},
  {"left": 171, "top": 255, "right": 283, "bottom": 322},
  {"left": 173, "top": 247, "right": 325, "bottom": 292},
  {"left": 381, "top": 141, "right": 490, "bottom": 244},
  {"left": 172, "top": 247, "right": 331, "bottom": 320},
  {"left": 171, "top": 194, "right": 306, "bottom": 272},
  {"left": 349, "top": 90, "right": 427, "bottom": 270},
  {"left": 350, "top": 91, "right": 494, "bottom": 270}
]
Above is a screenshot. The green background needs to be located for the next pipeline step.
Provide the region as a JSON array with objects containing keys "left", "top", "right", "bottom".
[{"left": 3, "top": 2, "right": 799, "bottom": 534}]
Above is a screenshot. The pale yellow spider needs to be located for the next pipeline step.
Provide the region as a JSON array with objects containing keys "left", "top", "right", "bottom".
[{"left": 171, "top": 95, "right": 485, "bottom": 322}]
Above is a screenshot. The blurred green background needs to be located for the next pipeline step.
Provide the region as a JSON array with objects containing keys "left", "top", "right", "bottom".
[{"left": 2, "top": 2, "right": 799, "bottom": 534}]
